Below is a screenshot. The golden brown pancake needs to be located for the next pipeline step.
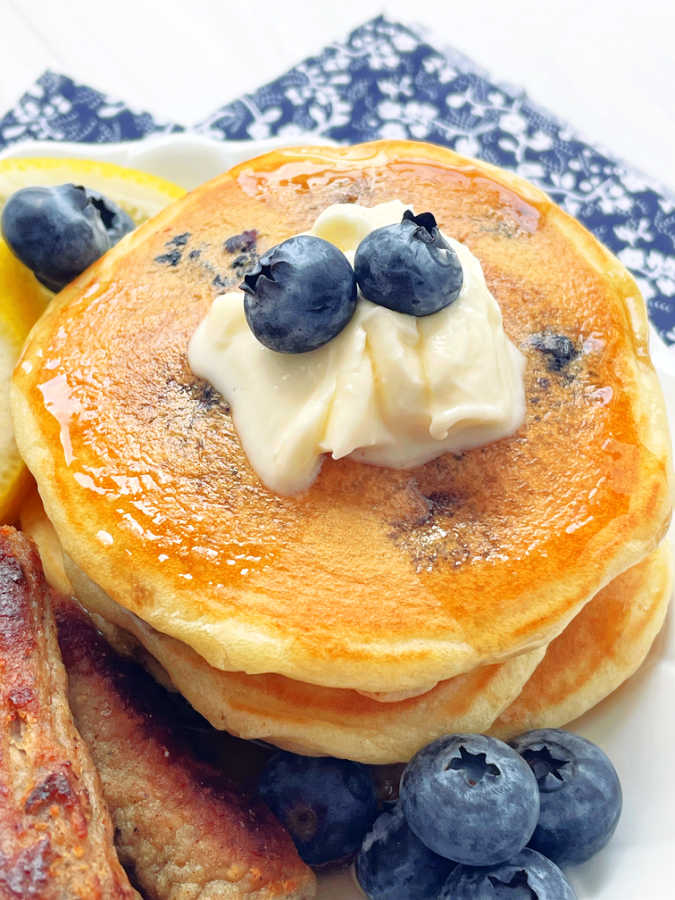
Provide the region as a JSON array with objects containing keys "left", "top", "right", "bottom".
[
  {"left": 68, "top": 554, "right": 547, "bottom": 763},
  {"left": 64, "top": 546, "right": 670, "bottom": 763},
  {"left": 20, "top": 494, "right": 671, "bottom": 763},
  {"left": 20, "top": 488, "right": 176, "bottom": 689},
  {"left": 10, "top": 141, "right": 672, "bottom": 693},
  {"left": 20, "top": 492, "right": 543, "bottom": 762},
  {"left": 20, "top": 488, "right": 72, "bottom": 597},
  {"left": 490, "top": 543, "right": 672, "bottom": 738}
]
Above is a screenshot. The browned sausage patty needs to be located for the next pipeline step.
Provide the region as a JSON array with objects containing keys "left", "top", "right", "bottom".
[
  {"left": 54, "top": 598, "right": 316, "bottom": 900},
  {"left": 0, "top": 526, "right": 139, "bottom": 900}
]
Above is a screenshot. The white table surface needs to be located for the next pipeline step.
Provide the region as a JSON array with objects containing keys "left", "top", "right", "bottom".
[{"left": 1, "top": 0, "right": 674, "bottom": 192}]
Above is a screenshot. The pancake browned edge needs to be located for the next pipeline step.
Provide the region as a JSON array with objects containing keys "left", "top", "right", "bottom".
[
  {"left": 63, "top": 546, "right": 670, "bottom": 765},
  {"left": 54, "top": 596, "right": 316, "bottom": 900},
  {"left": 0, "top": 526, "right": 139, "bottom": 900},
  {"left": 66, "top": 552, "right": 546, "bottom": 765},
  {"left": 491, "top": 542, "right": 673, "bottom": 737},
  {"left": 19, "top": 496, "right": 670, "bottom": 766},
  {"left": 11, "top": 140, "right": 673, "bottom": 695}
]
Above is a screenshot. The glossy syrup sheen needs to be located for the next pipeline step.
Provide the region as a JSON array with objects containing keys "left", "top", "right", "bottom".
[{"left": 11, "top": 141, "right": 672, "bottom": 690}]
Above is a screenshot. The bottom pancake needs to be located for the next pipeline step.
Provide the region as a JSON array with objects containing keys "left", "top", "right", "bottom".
[
  {"left": 20, "top": 495, "right": 671, "bottom": 764},
  {"left": 490, "top": 543, "right": 672, "bottom": 738}
]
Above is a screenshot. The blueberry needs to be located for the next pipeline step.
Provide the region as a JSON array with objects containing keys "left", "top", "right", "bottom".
[
  {"left": 399, "top": 733, "right": 539, "bottom": 866},
  {"left": 257, "top": 751, "right": 377, "bottom": 866},
  {"left": 354, "top": 210, "right": 463, "bottom": 316},
  {"left": 510, "top": 729, "right": 622, "bottom": 866},
  {"left": 241, "top": 235, "right": 357, "bottom": 353},
  {"left": 530, "top": 332, "right": 578, "bottom": 372},
  {"left": 81, "top": 187, "right": 134, "bottom": 244},
  {"left": 356, "top": 804, "right": 455, "bottom": 899},
  {"left": 440, "top": 848, "right": 577, "bottom": 899},
  {"left": 1, "top": 184, "right": 134, "bottom": 292}
]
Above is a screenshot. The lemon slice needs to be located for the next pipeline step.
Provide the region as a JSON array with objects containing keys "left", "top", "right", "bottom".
[
  {"left": 0, "top": 157, "right": 185, "bottom": 221},
  {"left": 0, "top": 157, "right": 185, "bottom": 523}
]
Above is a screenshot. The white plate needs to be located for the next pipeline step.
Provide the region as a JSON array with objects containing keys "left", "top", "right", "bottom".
[
  {"left": 2, "top": 134, "right": 673, "bottom": 900},
  {"left": 0, "top": 133, "right": 335, "bottom": 190}
]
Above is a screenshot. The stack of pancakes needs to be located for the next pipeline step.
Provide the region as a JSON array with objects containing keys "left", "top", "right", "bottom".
[{"left": 11, "top": 141, "right": 673, "bottom": 764}]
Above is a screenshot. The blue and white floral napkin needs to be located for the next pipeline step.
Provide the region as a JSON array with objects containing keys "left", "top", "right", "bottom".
[{"left": 1, "top": 16, "right": 674, "bottom": 342}]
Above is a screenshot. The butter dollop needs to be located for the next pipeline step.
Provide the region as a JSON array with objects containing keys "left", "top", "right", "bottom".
[{"left": 188, "top": 200, "right": 526, "bottom": 495}]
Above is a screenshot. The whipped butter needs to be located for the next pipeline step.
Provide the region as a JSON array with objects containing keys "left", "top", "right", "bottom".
[{"left": 188, "top": 200, "right": 526, "bottom": 495}]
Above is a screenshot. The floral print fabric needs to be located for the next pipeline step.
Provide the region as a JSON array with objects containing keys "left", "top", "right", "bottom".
[{"left": 2, "top": 16, "right": 673, "bottom": 341}]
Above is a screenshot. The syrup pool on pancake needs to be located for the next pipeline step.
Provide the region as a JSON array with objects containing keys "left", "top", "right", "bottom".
[{"left": 188, "top": 200, "right": 526, "bottom": 495}]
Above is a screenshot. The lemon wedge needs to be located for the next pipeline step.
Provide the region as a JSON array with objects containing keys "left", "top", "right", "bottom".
[{"left": 0, "top": 157, "right": 185, "bottom": 523}]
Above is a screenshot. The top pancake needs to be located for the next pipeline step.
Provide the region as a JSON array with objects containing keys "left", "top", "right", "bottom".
[{"left": 10, "top": 140, "right": 673, "bottom": 692}]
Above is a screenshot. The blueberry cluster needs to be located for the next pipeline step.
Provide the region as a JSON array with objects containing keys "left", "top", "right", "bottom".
[
  {"left": 360, "top": 729, "right": 621, "bottom": 898},
  {"left": 241, "top": 210, "right": 464, "bottom": 354},
  {"left": 2, "top": 184, "right": 134, "bottom": 292},
  {"left": 257, "top": 728, "right": 621, "bottom": 899}
]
